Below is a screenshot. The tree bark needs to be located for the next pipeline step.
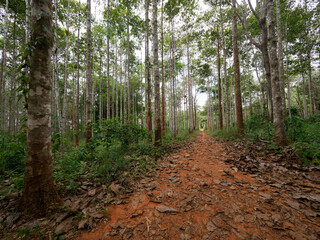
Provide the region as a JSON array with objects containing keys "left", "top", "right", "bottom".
[
  {"left": 127, "top": 1, "right": 131, "bottom": 120},
  {"left": 107, "top": 0, "right": 111, "bottom": 119},
  {"left": 220, "top": 0, "right": 229, "bottom": 131},
  {"left": 145, "top": 0, "right": 152, "bottom": 134},
  {"left": 115, "top": 40, "right": 119, "bottom": 118},
  {"left": 217, "top": 26, "right": 223, "bottom": 130},
  {"left": 75, "top": 0, "right": 81, "bottom": 146},
  {"left": 232, "top": 0, "right": 244, "bottom": 134},
  {"left": 187, "top": 32, "right": 193, "bottom": 133},
  {"left": 267, "top": 0, "right": 287, "bottom": 146},
  {"left": 161, "top": 0, "right": 166, "bottom": 136},
  {"left": 153, "top": 0, "right": 161, "bottom": 144},
  {"left": 62, "top": 0, "right": 70, "bottom": 135},
  {"left": 23, "top": 0, "right": 61, "bottom": 216},
  {"left": 302, "top": 73, "right": 308, "bottom": 118},
  {"left": 0, "top": 0, "right": 9, "bottom": 130},
  {"left": 86, "top": 0, "right": 93, "bottom": 143},
  {"left": 276, "top": 0, "right": 286, "bottom": 117}
]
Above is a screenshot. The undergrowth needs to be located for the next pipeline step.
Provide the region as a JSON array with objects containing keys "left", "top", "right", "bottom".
[
  {"left": 208, "top": 111, "right": 320, "bottom": 166},
  {"left": 0, "top": 118, "right": 196, "bottom": 196}
]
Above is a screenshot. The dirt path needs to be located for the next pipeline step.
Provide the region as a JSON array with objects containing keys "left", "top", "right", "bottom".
[{"left": 78, "top": 131, "right": 320, "bottom": 240}]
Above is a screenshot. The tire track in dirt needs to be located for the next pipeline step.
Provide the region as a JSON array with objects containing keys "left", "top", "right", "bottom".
[{"left": 78, "top": 131, "right": 320, "bottom": 240}]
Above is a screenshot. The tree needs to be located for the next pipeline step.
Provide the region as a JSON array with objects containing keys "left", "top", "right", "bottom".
[
  {"left": 267, "top": 0, "right": 287, "bottom": 146},
  {"left": 86, "top": 0, "right": 93, "bottom": 143},
  {"left": 145, "top": 0, "right": 152, "bottom": 134},
  {"left": 23, "top": 0, "right": 61, "bottom": 216},
  {"left": 232, "top": 0, "right": 244, "bottom": 134},
  {"left": 153, "top": 0, "right": 161, "bottom": 144}
]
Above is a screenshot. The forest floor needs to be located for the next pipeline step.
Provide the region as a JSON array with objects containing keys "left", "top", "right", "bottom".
[{"left": 77, "top": 130, "right": 320, "bottom": 240}]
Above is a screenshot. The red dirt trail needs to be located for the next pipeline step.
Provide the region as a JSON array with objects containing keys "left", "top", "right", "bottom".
[{"left": 77, "top": 131, "right": 320, "bottom": 240}]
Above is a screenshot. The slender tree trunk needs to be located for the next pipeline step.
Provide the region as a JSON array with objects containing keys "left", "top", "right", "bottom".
[
  {"left": 23, "top": 0, "right": 61, "bottom": 216},
  {"left": 276, "top": 0, "right": 286, "bottom": 117},
  {"left": 307, "top": 53, "right": 314, "bottom": 115},
  {"left": 161, "top": 0, "right": 166, "bottom": 136},
  {"left": 187, "top": 32, "right": 193, "bottom": 134},
  {"left": 0, "top": 0, "right": 9, "bottom": 130},
  {"left": 220, "top": 1, "right": 229, "bottom": 131},
  {"left": 217, "top": 27, "right": 223, "bottom": 130},
  {"left": 86, "top": 0, "right": 93, "bottom": 143},
  {"left": 75, "top": 0, "right": 81, "bottom": 146},
  {"left": 286, "top": 39, "right": 291, "bottom": 118},
  {"left": 171, "top": 16, "right": 177, "bottom": 138},
  {"left": 53, "top": 0, "right": 61, "bottom": 133},
  {"left": 146, "top": 0, "right": 152, "bottom": 134},
  {"left": 9, "top": 16, "right": 17, "bottom": 134},
  {"left": 232, "top": 0, "right": 244, "bottom": 134},
  {"left": 127, "top": 1, "right": 131, "bottom": 120},
  {"left": 120, "top": 54, "right": 123, "bottom": 122},
  {"left": 115, "top": 40, "right": 119, "bottom": 118},
  {"left": 153, "top": 0, "right": 161, "bottom": 144},
  {"left": 267, "top": 0, "right": 287, "bottom": 146},
  {"left": 62, "top": 0, "right": 70, "bottom": 135},
  {"left": 99, "top": 56, "right": 102, "bottom": 122},
  {"left": 107, "top": 0, "right": 110, "bottom": 119},
  {"left": 302, "top": 73, "right": 308, "bottom": 118}
]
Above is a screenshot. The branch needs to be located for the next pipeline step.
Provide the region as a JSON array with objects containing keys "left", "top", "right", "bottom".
[{"left": 247, "top": 0, "right": 260, "bottom": 21}]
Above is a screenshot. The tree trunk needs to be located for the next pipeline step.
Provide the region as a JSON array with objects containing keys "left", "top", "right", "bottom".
[
  {"left": 232, "top": 0, "right": 244, "bottom": 134},
  {"left": 187, "top": 32, "right": 193, "bottom": 134},
  {"left": 161, "top": 0, "right": 166, "bottom": 136},
  {"left": 0, "top": 0, "right": 9, "bottom": 130},
  {"left": 23, "top": 0, "right": 61, "bottom": 216},
  {"left": 220, "top": 1, "right": 229, "bottom": 131},
  {"left": 62, "top": 0, "right": 70, "bottom": 135},
  {"left": 276, "top": 0, "right": 286, "bottom": 117},
  {"left": 76, "top": 0, "right": 81, "bottom": 146},
  {"left": 145, "top": 0, "right": 152, "bottom": 134},
  {"left": 107, "top": 0, "right": 110, "bottom": 119},
  {"left": 9, "top": 16, "right": 17, "bottom": 134},
  {"left": 153, "top": 0, "right": 161, "bottom": 144},
  {"left": 127, "top": 1, "right": 131, "bottom": 120},
  {"left": 267, "top": 0, "right": 287, "bottom": 146},
  {"left": 307, "top": 53, "right": 314, "bottom": 115},
  {"left": 120, "top": 54, "right": 123, "bottom": 122},
  {"left": 217, "top": 27, "right": 223, "bottom": 130},
  {"left": 115, "top": 40, "right": 119, "bottom": 118},
  {"left": 86, "top": 0, "right": 93, "bottom": 143},
  {"left": 302, "top": 73, "right": 308, "bottom": 118}
]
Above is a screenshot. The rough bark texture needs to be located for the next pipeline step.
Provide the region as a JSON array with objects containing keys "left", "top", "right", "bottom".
[
  {"left": 62, "top": 0, "right": 70, "bottom": 135},
  {"left": 86, "top": 0, "right": 92, "bottom": 143},
  {"left": 145, "top": 0, "right": 152, "bottom": 134},
  {"left": 220, "top": 0, "right": 229, "bottom": 131},
  {"left": 75, "top": 0, "right": 81, "bottom": 146},
  {"left": 107, "top": 0, "right": 110, "bottom": 120},
  {"left": 276, "top": 0, "right": 286, "bottom": 117},
  {"left": 115, "top": 40, "right": 119, "bottom": 118},
  {"left": 127, "top": 2, "right": 131, "bottom": 119},
  {"left": 0, "top": 0, "right": 9, "bottom": 130},
  {"left": 267, "top": 0, "right": 287, "bottom": 146},
  {"left": 187, "top": 32, "right": 193, "bottom": 134},
  {"left": 161, "top": 0, "right": 166, "bottom": 136},
  {"left": 23, "top": 0, "right": 61, "bottom": 216},
  {"left": 217, "top": 28, "right": 223, "bottom": 130},
  {"left": 232, "top": 0, "right": 244, "bottom": 134},
  {"left": 153, "top": 0, "right": 161, "bottom": 144}
]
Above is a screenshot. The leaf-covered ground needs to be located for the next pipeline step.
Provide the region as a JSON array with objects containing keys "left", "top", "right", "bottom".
[{"left": 77, "top": 131, "right": 320, "bottom": 240}]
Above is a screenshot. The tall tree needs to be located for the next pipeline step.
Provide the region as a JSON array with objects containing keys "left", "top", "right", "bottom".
[
  {"left": 145, "top": 0, "right": 152, "bottom": 134},
  {"left": 232, "top": 0, "right": 244, "bottom": 134},
  {"left": 107, "top": 0, "right": 111, "bottom": 119},
  {"left": 86, "top": 0, "right": 93, "bottom": 143},
  {"left": 161, "top": 0, "right": 166, "bottom": 136},
  {"left": 0, "top": 0, "right": 9, "bottom": 130},
  {"left": 23, "top": 0, "right": 61, "bottom": 216},
  {"left": 217, "top": 26, "right": 223, "bottom": 130},
  {"left": 75, "top": 0, "right": 81, "bottom": 146},
  {"left": 267, "top": 0, "right": 287, "bottom": 146},
  {"left": 63, "top": 0, "right": 71, "bottom": 135},
  {"left": 153, "top": 0, "right": 161, "bottom": 144},
  {"left": 187, "top": 32, "right": 193, "bottom": 133}
]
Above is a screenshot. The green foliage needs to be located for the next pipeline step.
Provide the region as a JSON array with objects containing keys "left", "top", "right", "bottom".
[{"left": 0, "top": 131, "right": 26, "bottom": 174}]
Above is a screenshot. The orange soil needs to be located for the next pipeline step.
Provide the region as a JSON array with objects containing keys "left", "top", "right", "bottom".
[{"left": 77, "top": 131, "right": 320, "bottom": 240}]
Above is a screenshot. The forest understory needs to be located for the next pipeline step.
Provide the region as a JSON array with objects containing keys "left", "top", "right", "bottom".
[{"left": 1, "top": 131, "right": 319, "bottom": 240}]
